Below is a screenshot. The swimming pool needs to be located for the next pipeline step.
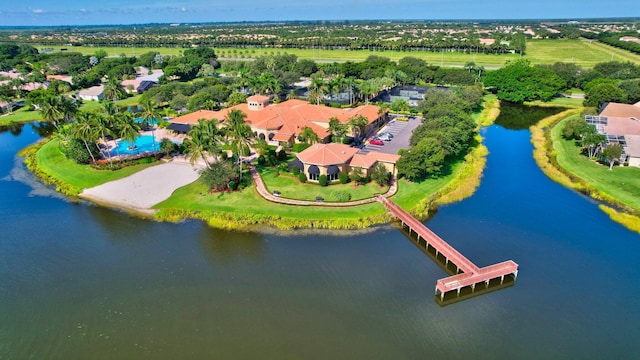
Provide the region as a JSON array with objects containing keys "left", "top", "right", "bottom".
[
  {"left": 108, "top": 135, "right": 160, "bottom": 157},
  {"left": 134, "top": 117, "right": 160, "bottom": 125}
]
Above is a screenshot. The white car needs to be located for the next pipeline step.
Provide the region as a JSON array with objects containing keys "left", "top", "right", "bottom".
[{"left": 378, "top": 133, "right": 392, "bottom": 141}]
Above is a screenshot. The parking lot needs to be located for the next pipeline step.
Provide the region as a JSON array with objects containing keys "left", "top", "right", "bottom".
[{"left": 360, "top": 115, "right": 422, "bottom": 155}]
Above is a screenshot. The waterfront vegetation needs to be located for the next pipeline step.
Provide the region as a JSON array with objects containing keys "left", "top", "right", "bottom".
[{"left": 531, "top": 111, "right": 640, "bottom": 234}]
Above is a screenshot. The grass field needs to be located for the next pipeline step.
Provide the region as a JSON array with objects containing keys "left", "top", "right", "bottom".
[
  {"left": 552, "top": 118, "right": 640, "bottom": 210},
  {"left": 525, "top": 39, "right": 640, "bottom": 67},
  {"left": 35, "top": 138, "right": 159, "bottom": 194},
  {"left": 38, "top": 39, "right": 640, "bottom": 69},
  {"left": 258, "top": 166, "right": 388, "bottom": 202}
]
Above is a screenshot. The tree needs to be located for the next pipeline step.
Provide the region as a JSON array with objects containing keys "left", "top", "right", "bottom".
[
  {"left": 185, "top": 118, "right": 223, "bottom": 168},
  {"left": 483, "top": 59, "right": 566, "bottom": 103},
  {"left": 397, "top": 137, "right": 445, "bottom": 181},
  {"left": 70, "top": 111, "right": 99, "bottom": 163},
  {"left": 227, "top": 92, "right": 248, "bottom": 106},
  {"left": 308, "top": 73, "right": 328, "bottom": 105},
  {"left": 103, "top": 77, "right": 125, "bottom": 103},
  {"left": 299, "top": 126, "right": 319, "bottom": 144},
  {"left": 328, "top": 117, "right": 344, "bottom": 142},
  {"left": 201, "top": 160, "right": 235, "bottom": 191},
  {"left": 348, "top": 114, "right": 368, "bottom": 140},
  {"left": 581, "top": 131, "right": 607, "bottom": 159},
  {"left": 584, "top": 83, "right": 628, "bottom": 108},
  {"left": 601, "top": 143, "right": 624, "bottom": 170},
  {"left": 225, "top": 109, "right": 252, "bottom": 181},
  {"left": 139, "top": 97, "right": 161, "bottom": 153},
  {"left": 371, "top": 162, "right": 392, "bottom": 186}
]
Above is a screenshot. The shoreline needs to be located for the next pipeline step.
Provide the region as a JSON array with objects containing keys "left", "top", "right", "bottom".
[{"left": 530, "top": 108, "right": 640, "bottom": 234}]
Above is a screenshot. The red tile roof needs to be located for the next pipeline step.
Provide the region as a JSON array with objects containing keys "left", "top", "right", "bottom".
[
  {"left": 203, "top": 99, "right": 383, "bottom": 139},
  {"left": 247, "top": 95, "right": 270, "bottom": 102},
  {"left": 297, "top": 143, "right": 359, "bottom": 166},
  {"left": 604, "top": 117, "right": 640, "bottom": 136},
  {"left": 349, "top": 152, "right": 401, "bottom": 169},
  {"left": 170, "top": 110, "right": 220, "bottom": 124}
]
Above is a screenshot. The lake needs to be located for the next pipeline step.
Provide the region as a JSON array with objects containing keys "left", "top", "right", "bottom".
[{"left": 1, "top": 109, "right": 639, "bottom": 359}]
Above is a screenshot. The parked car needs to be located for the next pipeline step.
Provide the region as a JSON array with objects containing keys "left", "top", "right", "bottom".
[
  {"left": 380, "top": 131, "right": 394, "bottom": 138},
  {"left": 378, "top": 133, "right": 392, "bottom": 141},
  {"left": 369, "top": 138, "right": 384, "bottom": 146}
]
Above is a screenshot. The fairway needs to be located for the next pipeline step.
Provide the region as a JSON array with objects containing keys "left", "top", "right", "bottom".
[{"left": 525, "top": 39, "right": 640, "bottom": 67}]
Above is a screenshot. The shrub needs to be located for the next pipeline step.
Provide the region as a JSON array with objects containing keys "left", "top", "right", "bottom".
[
  {"left": 242, "top": 145, "right": 251, "bottom": 157},
  {"left": 268, "top": 154, "right": 278, "bottom": 166},
  {"left": 318, "top": 174, "right": 328, "bottom": 186},
  {"left": 292, "top": 166, "right": 300, "bottom": 175},
  {"left": 257, "top": 155, "right": 266, "bottom": 165},
  {"left": 277, "top": 149, "right": 287, "bottom": 161},
  {"left": 339, "top": 172, "right": 349, "bottom": 184},
  {"left": 297, "top": 172, "right": 307, "bottom": 183},
  {"left": 62, "top": 138, "right": 99, "bottom": 164},
  {"left": 228, "top": 180, "right": 238, "bottom": 191},
  {"left": 292, "top": 143, "right": 312, "bottom": 152}
]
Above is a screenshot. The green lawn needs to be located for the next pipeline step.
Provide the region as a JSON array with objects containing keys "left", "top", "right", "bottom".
[
  {"left": 153, "top": 177, "right": 385, "bottom": 220},
  {"left": 36, "top": 138, "right": 159, "bottom": 193},
  {"left": 525, "top": 39, "right": 640, "bottom": 67},
  {"left": 38, "top": 39, "right": 640, "bottom": 69},
  {"left": 553, "top": 117, "right": 640, "bottom": 210},
  {"left": 258, "top": 166, "right": 388, "bottom": 202},
  {"left": 0, "top": 107, "right": 43, "bottom": 125}
]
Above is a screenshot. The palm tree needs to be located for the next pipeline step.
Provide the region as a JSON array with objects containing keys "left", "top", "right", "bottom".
[
  {"left": 328, "top": 117, "right": 343, "bottom": 143},
  {"left": 299, "top": 126, "right": 319, "bottom": 144},
  {"left": 103, "top": 77, "right": 125, "bottom": 103},
  {"left": 348, "top": 115, "right": 368, "bottom": 140},
  {"left": 115, "top": 112, "right": 141, "bottom": 157},
  {"left": 72, "top": 111, "right": 99, "bottom": 164},
  {"left": 224, "top": 109, "right": 252, "bottom": 181},
  {"left": 185, "top": 118, "right": 223, "bottom": 168},
  {"left": 344, "top": 77, "right": 357, "bottom": 105},
  {"left": 9, "top": 78, "right": 25, "bottom": 100},
  {"left": 308, "top": 74, "right": 328, "bottom": 105},
  {"left": 38, "top": 95, "right": 64, "bottom": 131},
  {"left": 139, "top": 97, "right": 162, "bottom": 154}
]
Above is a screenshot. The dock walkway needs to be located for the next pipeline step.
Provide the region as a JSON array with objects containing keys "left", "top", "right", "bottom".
[{"left": 377, "top": 196, "right": 518, "bottom": 300}]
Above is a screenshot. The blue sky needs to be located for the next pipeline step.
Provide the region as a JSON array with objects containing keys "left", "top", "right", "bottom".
[{"left": 0, "top": 0, "right": 638, "bottom": 26}]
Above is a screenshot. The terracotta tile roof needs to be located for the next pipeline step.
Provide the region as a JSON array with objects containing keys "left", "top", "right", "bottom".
[
  {"left": 349, "top": 152, "right": 401, "bottom": 169},
  {"left": 46, "top": 75, "right": 73, "bottom": 84},
  {"left": 603, "top": 117, "right": 640, "bottom": 136},
  {"left": 272, "top": 133, "right": 293, "bottom": 141},
  {"left": 297, "top": 143, "right": 359, "bottom": 166},
  {"left": 170, "top": 110, "right": 220, "bottom": 124},
  {"left": 189, "top": 100, "right": 383, "bottom": 141},
  {"left": 601, "top": 103, "right": 640, "bottom": 119}
]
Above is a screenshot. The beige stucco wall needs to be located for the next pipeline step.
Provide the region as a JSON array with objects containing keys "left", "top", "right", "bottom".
[{"left": 629, "top": 156, "right": 640, "bottom": 168}]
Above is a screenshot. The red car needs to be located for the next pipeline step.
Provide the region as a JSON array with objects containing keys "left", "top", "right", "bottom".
[{"left": 369, "top": 138, "right": 384, "bottom": 146}]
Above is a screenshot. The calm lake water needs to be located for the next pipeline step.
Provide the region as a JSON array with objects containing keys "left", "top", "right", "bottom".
[{"left": 1, "top": 107, "right": 639, "bottom": 359}]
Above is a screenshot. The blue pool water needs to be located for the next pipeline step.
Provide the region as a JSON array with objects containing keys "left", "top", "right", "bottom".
[
  {"left": 108, "top": 135, "right": 159, "bottom": 156},
  {"left": 134, "top": 117, "right": 160, "bottom": 125}
]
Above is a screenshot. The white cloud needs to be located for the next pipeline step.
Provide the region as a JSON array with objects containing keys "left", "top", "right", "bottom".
[
  {"left": 32, "top": 8, "right": 46, "bottom": 14},
  {"left": 181, "top": 7, "right": 187, "bottom": 12}
]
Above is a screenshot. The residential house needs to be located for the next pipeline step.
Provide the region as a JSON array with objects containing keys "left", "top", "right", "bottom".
[
  {"left": 293, "top": 143, "right": 400, "bottom": 182},
  {"left": 77, "top": 85, "right": 104, "bottom": 101},
  {"left": 586, "top": 102, "right": 640, "bottom": 166}
]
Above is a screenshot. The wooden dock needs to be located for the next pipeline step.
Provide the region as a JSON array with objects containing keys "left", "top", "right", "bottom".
[{"left": 378, "top": 196, "right": 518, "bottom": 301}]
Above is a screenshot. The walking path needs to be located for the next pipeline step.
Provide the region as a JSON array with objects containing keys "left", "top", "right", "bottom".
[{"left": 249, "top": 164, "right": 397, "bottom": 206}]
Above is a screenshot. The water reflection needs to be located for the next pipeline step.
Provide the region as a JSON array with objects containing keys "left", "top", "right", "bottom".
[
  {"left": 495, "top": 102, "right": 565, "bottom": 130},
  {"left": 199, "top": 228, "right": 265, "bottom": 264},
  {"left": 0, "top": 122, "right": 25, "bottom": 136}
]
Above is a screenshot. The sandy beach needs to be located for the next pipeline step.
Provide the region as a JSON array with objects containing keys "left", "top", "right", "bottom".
[{"left": 80, "top": 160, "right": 203, "bottom": 214}]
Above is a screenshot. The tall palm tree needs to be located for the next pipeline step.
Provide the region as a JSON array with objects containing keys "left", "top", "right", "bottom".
[
  {"left": 224, "top": 109, "right": 252, "bottom": 181},
  {"left": 308, "top": 74, "right": 328, "bottom": 105},
  {"left": 38, "top": 95, "right": 64, "bottom": 131},
  {"left": 185, "top": 118, "right": 223, "bottom": 168},
  {"left": 93, "top": 113, "right": 114, "bottom": 167},
  {"left": 103, "top": 77, "right": 125, "bottom": 103},
  {"left": 116, "top": 112, "right": 141, "bottom": 157},
  {"left": 139, "top": 97, "right": 161, "bottom": 154},
  {"left": 72, "top": 111, "right": 99, "bottom": 164}
]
